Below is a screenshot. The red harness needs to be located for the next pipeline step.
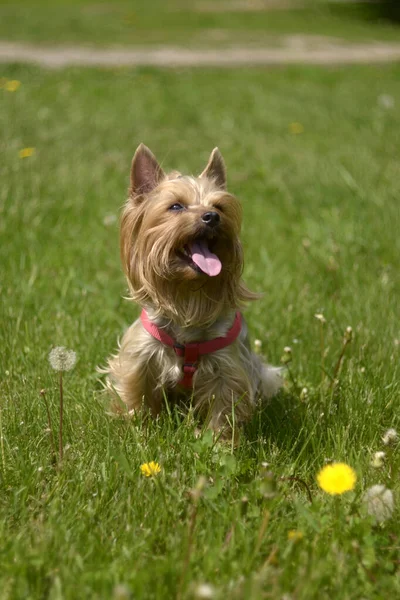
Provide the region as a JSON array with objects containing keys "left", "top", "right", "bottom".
[{"left": 140, "top": 309, "right": 242, "bottom": 388}]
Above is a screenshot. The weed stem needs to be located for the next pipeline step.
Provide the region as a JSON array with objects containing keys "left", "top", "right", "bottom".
[
  {"left": 40, "top": 389, "right": 57, "bottom": 464},
  {"left": 59, "top": 371, "right": 64, "bottom": 462}
]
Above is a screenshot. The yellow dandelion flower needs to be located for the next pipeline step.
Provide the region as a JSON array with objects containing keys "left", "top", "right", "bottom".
[
  {"left": 289, "top": 122, "right": 304, "bottom": 135},
  {"left": 19, "top": 147, "right": 35, "bottom": 159},
  {"left": 140, "top": 461, "right": 161, "bottom": 477},
  {"left": 317, "top": 462, "right": 356, "bottom": 495},
  {"left": 288, "top": 530, "right": 303, "bottom": 541},
  {"left": 5, "top": 80, "right": 21, "bottom": 92}
]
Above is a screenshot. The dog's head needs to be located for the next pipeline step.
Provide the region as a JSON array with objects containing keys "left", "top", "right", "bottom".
[{"left": 120, "top": 144, "right": 256, "bottom": 326}]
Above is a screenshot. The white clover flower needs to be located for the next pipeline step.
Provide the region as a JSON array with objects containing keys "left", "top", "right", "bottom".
[
  {"left": 363, "top": 485, "right": 394, "bottom": 523},
  {"left": 300, "top": 387, "right": 309, "bottom": 401},
  {"left": 280, "top": 346, "right": 292, "bottom": 365},
  {"left": 344, "top": 326, "right": 353, "bottom": 342},
  {"left": 382, "top": 428, "right": 398, "bottom": 446},
  {"left": 371, "top": 451, "right": 385, "bottom": 468},
  {"left": 254, "top": 339, "right": 262, "bottom": 353},
  {"left": 314, "top": 313, "right": 326, "bottom": 324},
  {"left": 49, "top": 347, "right": 77, "bottom": 372}
]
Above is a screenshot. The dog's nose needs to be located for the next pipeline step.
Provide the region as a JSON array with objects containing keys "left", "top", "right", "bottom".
[{"left": 201, "top": 211, "right": 220, "bottom": 227}]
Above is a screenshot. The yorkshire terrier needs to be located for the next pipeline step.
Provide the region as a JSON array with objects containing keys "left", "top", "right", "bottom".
[{"left": 104, "top": 144, "right": 281, "bottom": 437}]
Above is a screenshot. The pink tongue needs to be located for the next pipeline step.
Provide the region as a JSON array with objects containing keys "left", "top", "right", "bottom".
[{"left": 189, "top": 241, "right": 222, "bottom": 276}]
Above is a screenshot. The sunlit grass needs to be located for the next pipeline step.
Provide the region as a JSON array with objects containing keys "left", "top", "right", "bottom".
[{"left": 1, "top": 63, "right": 400, "bottom": 599}]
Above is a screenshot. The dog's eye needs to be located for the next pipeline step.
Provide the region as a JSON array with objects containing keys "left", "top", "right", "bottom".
[{"left": 169, "top": 203, "right": 185, "bottom": 211}]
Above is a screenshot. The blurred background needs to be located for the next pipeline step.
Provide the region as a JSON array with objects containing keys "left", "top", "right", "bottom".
[{"left": 1, "top": 0, "right": 400, "bottom": 50}]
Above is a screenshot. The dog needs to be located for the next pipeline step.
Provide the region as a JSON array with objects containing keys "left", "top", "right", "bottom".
[{"left": 104, "top": 144, "right": 281, "bottom": 437}]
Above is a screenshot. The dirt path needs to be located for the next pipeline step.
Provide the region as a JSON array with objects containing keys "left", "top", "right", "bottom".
[{"left": 1, "top": 38, "right": 400, "bottom": 68}]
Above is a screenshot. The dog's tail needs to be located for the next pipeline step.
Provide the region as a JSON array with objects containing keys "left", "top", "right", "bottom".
[{"left": 260, "top": 364, "right": 283, "bottom": 399}]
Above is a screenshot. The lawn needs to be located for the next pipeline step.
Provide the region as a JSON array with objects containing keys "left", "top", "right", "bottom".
[
  {"left": 1, "top": 62, "right": 400, "bottom": 599},
  {"left": 1, "top": 0, "right": 400, "bottom": 47}
]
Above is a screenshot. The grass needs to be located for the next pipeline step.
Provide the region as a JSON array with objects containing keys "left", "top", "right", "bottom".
[
  {"left": 1, "top": 0, "right": 400, "bottom": 47},
  {"left": 1, "top": 62, "right": 400, "bottom": 598}
]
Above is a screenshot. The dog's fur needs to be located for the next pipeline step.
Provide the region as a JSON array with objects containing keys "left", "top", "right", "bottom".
[{"left": 103, "top": 145, "right": 281, "bottom": 435}]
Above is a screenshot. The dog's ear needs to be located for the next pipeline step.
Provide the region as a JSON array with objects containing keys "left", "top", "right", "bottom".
[
  {"left": 130, "top": 144, "right": 165, "bottom": 196},
  {"left": 200, "top": 148, "right": 226, "bottom": 190}
]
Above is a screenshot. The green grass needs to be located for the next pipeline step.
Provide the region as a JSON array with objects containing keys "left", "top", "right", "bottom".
[
  {"left": 1, "top": 62, "right": 400, "bottom": 599},
  {"left": 0, "top": 0, "right": 400, "bottom": 47}
]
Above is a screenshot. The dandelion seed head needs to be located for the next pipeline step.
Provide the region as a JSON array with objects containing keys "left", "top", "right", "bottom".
[
  {"left": 317, "top": 462, "right": 356, "bottom": 495},
  {"left": 382, "top": 428, "right": 398, "bottom": 446},
  {"left": 48, "top": 347, "right": 77, "bottom": 372},
  {"left": 363, "top": 485, "right": 394, "bottom": 523},
  {"left": 140, "top": 461, "right": 161, "bottom": 477},
  {"left": 371, "top": 451, "right": 385, "bottom": 468}
]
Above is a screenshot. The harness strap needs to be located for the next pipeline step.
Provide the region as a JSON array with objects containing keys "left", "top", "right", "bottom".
[{"left": 140, "top": 310, "right": 242, "bottom": 388}]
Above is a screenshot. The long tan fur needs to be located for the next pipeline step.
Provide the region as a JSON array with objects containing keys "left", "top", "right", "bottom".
[{"left": 103, "top": 145, "right": 281, "bottom": 436}]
